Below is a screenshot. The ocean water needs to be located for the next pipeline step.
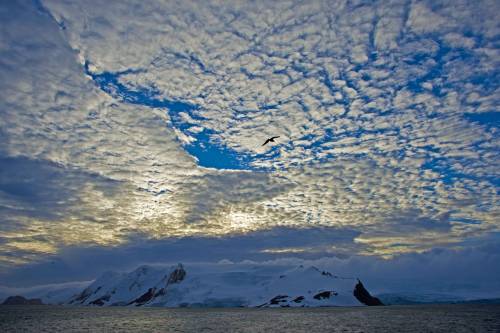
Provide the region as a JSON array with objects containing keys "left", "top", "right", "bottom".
[{"left": 1, "top": 304, "right": 499, "bottom": 332}]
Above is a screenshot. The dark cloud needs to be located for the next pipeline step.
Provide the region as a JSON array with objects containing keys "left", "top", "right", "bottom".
[
  {"left": 0, "top": 226, "right": 360, "bottom": 286},
  {"left": 1, "top": 231, "right": 499, "bottom": 299},
  {"left": 0, "top": 156, "right": 120, "bottom": 221},
  {"left": 380, "top": 209, "right": 453, "bottom": 234},
  {"left": 322, "top": 237, "right": 500, "bottom": 296}
]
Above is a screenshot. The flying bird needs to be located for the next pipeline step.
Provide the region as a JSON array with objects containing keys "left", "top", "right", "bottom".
[{"left": 262, "top": 136, "right": 280, "bottom": 146}]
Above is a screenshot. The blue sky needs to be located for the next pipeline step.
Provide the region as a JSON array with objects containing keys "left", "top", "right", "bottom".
[{"left": 0, "top": 0, "right": 499, "bottom": 294}]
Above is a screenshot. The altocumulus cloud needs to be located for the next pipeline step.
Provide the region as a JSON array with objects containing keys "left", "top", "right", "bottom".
[{"left": 0, "top": 0, "right": 499, "bottom": 286}]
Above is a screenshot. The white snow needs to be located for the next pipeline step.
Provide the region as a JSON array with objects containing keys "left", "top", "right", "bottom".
[{"left": 61, "top": 263, "right": 367, "bottom": 307}]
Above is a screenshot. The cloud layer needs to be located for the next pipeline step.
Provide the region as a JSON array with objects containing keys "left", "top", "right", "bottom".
[{"left": 0, "top": 0, "right": 498, "bottom": 284}]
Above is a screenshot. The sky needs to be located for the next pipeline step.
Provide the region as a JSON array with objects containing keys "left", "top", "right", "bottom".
[{"left": 0, "top": 0, "right": 499, "bottom": 295}]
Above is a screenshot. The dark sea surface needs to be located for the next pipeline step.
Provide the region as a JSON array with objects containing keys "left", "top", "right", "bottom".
[{"left": 1, "top": 304, "right": 499, "bottom": 332}]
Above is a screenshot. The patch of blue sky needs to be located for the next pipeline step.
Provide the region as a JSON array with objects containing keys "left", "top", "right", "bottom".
[
  {"left": 422, "top": 158, "right": 500, "bottom": 190},
  {"left": 465, "top": 112, "right": 500, "bottom": 129},
  {"left": 402, "top": 36, "right": 498, "bottom": 97},
  {"left": 404, "top": 42, "right": 453, "bottom": 95},
  {"left": 183, "top": 131, "right": 256, "bottom": 170},
  {"left": 84, "top": 62, "right": 256, "bottom": 170},
  {"left": 317, "top": 68, "right": 341, "bottom": 108}
]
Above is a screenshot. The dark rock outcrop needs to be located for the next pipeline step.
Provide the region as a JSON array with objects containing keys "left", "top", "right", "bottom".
[
  {"left": 154, "top": 263, "right": 187, "bottom": 298},
  {"left": 269, "top": 295, "right": 289, "bottom": 305},
  {"left": 167, "top": 264, "right": 186, "bottom": 284},
  {"left": 128, "top": 265, "right": 186, "bottom": 306},
  {"left": 257, "top": 295, "right": 291, "bottom": 307},
  {"left": 293, "top": 296, "right": 305, "bottom": 303},
  {"left": 72, "top": 286, "right": 96, "bottom": 304},
  {"left": 353, "top": 280, "right": 383, "bottom": 306},
  {"left": 128, "top": 288, "right": 156, "bottom": 306},
  {"left": 2, "top": 296, "right": 44, "bottom": 305},
  {"left": 313, "top": 290, "right": 338, "bottom": 300},
  {"left": 269, "top": 295, "right": 288, "bottom": 305}
]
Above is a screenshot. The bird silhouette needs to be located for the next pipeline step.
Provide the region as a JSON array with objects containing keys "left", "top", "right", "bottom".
[{"left": 262, "top": 136, "right": 280, "bottom": 146}]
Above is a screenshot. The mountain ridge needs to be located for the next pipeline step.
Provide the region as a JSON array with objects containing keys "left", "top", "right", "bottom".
[
  {"left": 63, "top": 263, "right": 383, "bottom": 307},
  {"left": 4, "top": 264, "right": 500, "bottom": 307}
]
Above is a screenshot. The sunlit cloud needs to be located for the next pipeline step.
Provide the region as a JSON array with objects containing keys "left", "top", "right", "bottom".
[{"left": 0, "top": 0, "right": 498, "bottom": 284}]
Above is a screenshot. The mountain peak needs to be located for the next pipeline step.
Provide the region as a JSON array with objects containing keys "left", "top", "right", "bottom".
[
  {"left": 167, "top": 263, "right": 186, "bottom": 284},
  {"left": 353, "top": 280, "right": 383, "bottom": 306}
]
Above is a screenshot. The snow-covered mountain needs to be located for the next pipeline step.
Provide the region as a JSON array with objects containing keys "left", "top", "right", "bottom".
[
  {"left": 0, "top": 280, "right": 90, "bottom": 305},
  {"left": 63, "top": 264, "right": 382, "bottom": 307}
]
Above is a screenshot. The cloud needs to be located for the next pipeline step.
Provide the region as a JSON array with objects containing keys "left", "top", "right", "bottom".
[
  {"left": 0, "top": 225, "right": 360, "bottom": 286},
  {"left": 0, "top": 0, "right": 498, "bottom": 287},
  {"left": 0, "top": 156, "right": 120, "bottom": 220},
  {"left": 1, "top": 231, "right": 499, "bottom": 299}
]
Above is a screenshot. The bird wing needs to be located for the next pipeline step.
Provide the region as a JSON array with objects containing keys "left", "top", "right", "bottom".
[
  {"left": 262, "top": 139, "right": 271, "bottom": 146},
  {"left": 271, "top": 136, "right": 280, "bottom": 140}
]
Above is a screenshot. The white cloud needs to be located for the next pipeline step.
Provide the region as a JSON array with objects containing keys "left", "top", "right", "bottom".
[{"left": 0, "top": 0, "right": 498, "bottom": 271}]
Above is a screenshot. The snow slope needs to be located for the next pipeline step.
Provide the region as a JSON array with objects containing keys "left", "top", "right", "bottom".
[
  {"left": 65, "top": 264, "right": 382, "bottom": 307},
  {"left": 0, "top": 280, "right": 90, "bottom": 305}
]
